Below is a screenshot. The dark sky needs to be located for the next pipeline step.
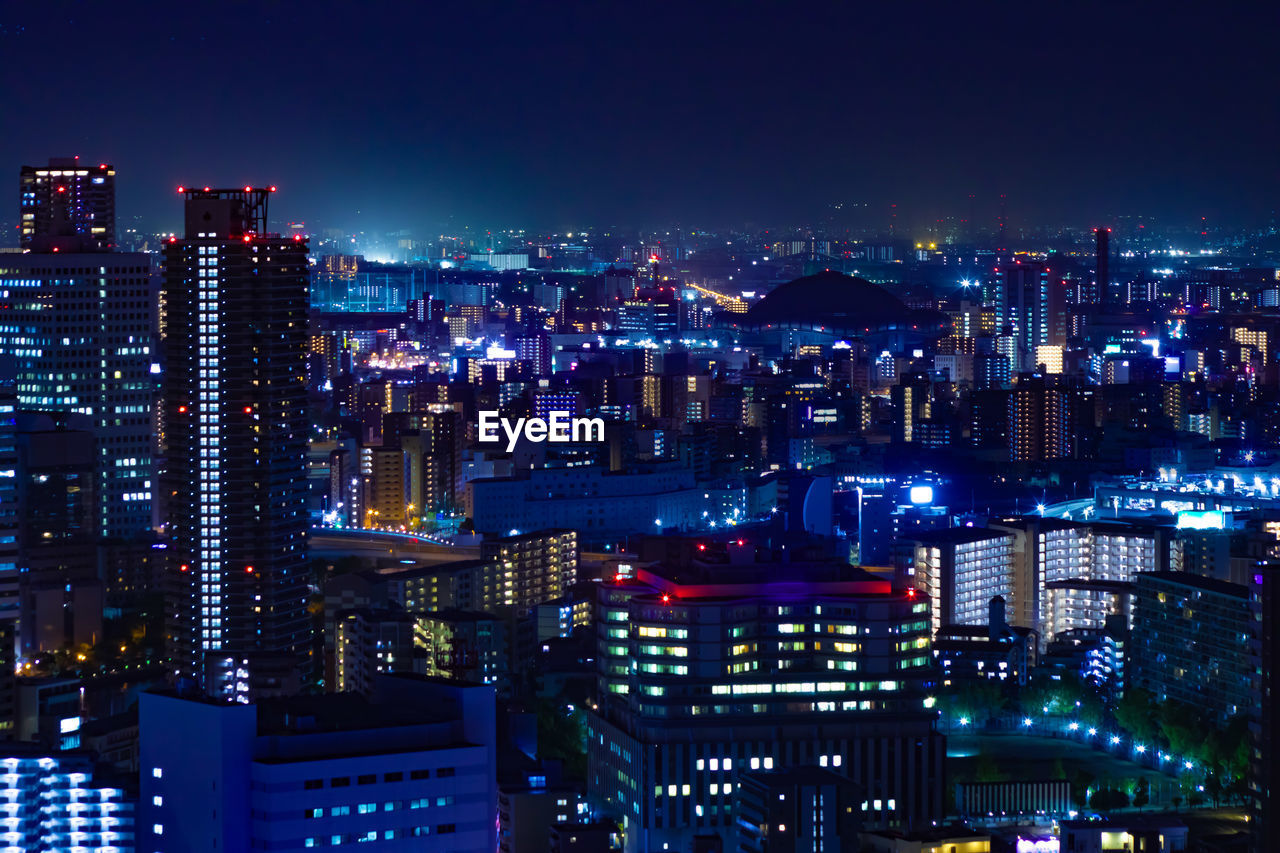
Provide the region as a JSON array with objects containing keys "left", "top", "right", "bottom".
[{"left": 2, "top": 2, "right": 1277, "bottom": 236}]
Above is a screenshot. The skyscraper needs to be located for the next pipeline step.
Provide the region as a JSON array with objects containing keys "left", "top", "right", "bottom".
[
  {"left": 162, "top": 187, "right": 311, "bottom": 700},
  {"left": 0, "top": 167, "right": 152, "bottom": 539},
  {"left": 19, "top": 157, "right": 116, "bottom": 250}
]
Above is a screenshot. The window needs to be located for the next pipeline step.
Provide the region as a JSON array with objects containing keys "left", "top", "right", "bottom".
[
  {"left": 331, "top": 777, "right": 350, "bottom": 787},
  {"left": 305, "top": 808, "right": 323, "bottom": 819},
  {"left": 410, "top": 769, "right": 430, "bottom": 780},
  {"left": 437, "top": 767, "right": 455, "bottom": 778},
  {"left": 384, "top": 772, "right": 403, "bottom": 783},
  {"left": 437, "top": 825, "right": 456, "bottom": 834},
  {"left": 304, "top": 779, "right": 323, "bottom": 790},
  {"left": 357, "top": 774, "right": 375, "bottom": 785}
]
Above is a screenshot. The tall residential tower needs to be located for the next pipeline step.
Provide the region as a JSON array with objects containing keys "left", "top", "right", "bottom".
[{"left": 162, "top": 187, "right": 311, "bottom": 700}]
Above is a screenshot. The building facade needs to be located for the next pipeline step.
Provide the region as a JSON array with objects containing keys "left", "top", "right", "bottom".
[{"left": 162, "top": 187, "right": 311, "bottom": 699}]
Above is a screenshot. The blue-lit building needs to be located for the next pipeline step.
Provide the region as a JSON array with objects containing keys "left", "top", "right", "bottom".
[
  {"left": 0, "top": 751, "right": 134, "bottom": 853},
  {"left": 0, "top": 253, "right": 153, "bottom": 539},
  {"left": 139, "top": 674, "right": 497, "bottom": 852}
]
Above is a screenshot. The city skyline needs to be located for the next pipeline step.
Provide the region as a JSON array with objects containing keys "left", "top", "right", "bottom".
[{"left": 2, "top": 4, "right": 1278, "bottom": 852}]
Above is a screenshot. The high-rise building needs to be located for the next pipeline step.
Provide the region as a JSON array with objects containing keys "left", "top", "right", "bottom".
[
  {"left": 1249, "top": 564, "right": 1280, "bottom": 853},
  {"left": 162, "top": 187, "right": 311, "bottom": 700},
  {"left": 19, "top": 157, "right": 116, "bottom": 250},
  {"left": 0, "top": 242, "right": 153, "bottom": 540},
  {"left": 906, "top": 527, "right": 1015, "bottom": 635},
  {"left": 994, "top": 262, "right": 1066, "bottom": 372},
  {"left": 588, "top": 548, "right": 942, "bottom": 852},
  {"left": 1008, "top": 374, "right": 1069, "bottom": 462},
  {"left": 1130, "top": 571, "right": 1251, "bottom": 723}
]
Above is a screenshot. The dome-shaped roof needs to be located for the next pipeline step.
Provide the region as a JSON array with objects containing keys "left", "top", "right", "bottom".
[{"left": 737, "top": 271, "right": 943, "bottom": 334}]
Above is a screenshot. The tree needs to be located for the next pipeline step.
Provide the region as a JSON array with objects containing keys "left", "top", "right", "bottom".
[
  {"left": 1132, "top": 777, "right": 1150, "bottom": 811},
  {"left": 1089, "top": 787, "right": 1130, "bottom": 812},
  {"left": 1113, "top": 688, "right": 1159, "bottom": 745},
  {"left": 1070, "top": 769, "right": 1096, "bottom": 809},
  {"left": 974, "top": 753, "right": 1005, "bottom": 783}
]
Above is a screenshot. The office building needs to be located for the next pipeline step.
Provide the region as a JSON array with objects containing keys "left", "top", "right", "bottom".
[
  {"left": 1131, "top": 571, "right": 1251, "bottom": 723},
  {"left": 139, "top": 674, "right": 497, "bottom": 852},
  {"left": 588, "top": 546, "right": 942, "bottom": 852},
  {"left": 19, "top": 157, "right": 116, "bottom": 250},
  {"left": 0, "top": 252, "right": 153, "bottom": 540},
  {"left": 162, "top": 187, "right": 311, "bottom": 699}
]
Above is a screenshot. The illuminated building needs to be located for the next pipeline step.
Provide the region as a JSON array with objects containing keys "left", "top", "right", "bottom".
[
  {"left": 993, "top": 262, "right": 1064, "bottom": 372},
  {"left": 906, "top": 528, "right": 1014, "bottom": 636},
  {"left": 0, "top": 751, "right": 134, "bottom": 852},
  {"left": 162, "top": 187, "right": 311, "bottom": 700},
  {"left": 890, "top": 374, "right": 931, "bottom": 444},
  {"left": 516, "top": 334, "right": 552, "bottom": 376},
  {"left": 392, "top": 408, "right": 464, "bottom": 515},
  {"left": 1043, "top": 579, "right": 1133, "bottom": 648},
  {"left": 1008, "top": 374, "right": 1069, "bottom": 462},
  {"left": 0, "top": 251, "right": 153, "bottom": 539},
  {"left": 588, "top": 550, "right": 941, "bottom": 852},
  {"left": 139, "top": 675, "right": 497, "bottom": 852},
  {"left": 363, "top": 445, "right": 408, "bottom": 528},
  {"left": 479, "top": 529, "right": 579, "bottom": 617},
  {"left": 1060, "top": 816, "right": 1187, "bottom": 852},
  {"left": 1131, "top": 571, "right": 1251, "bottom": 723},
  {"left": 1232, "top": 326, "right": 1268, "bottom": 366},
  {"left": 19, "top": 157, "right": 115, "bottom": 250},
  {"left": 415, "top": 608, "right": 511, "bottom": 696},
  {"left": 932, "top": 596, "right": 1033, "bottom": 686},
  {"left": 992, "top": 517, "right": 1163, "bottom": 644},
  {"left": 332, "top": 608, "right": 417, "bottom": 695}
]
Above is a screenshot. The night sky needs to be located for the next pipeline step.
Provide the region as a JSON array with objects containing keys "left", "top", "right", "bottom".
[{"left": 2, "top": 2, "right": 1277, "bottom": 235}]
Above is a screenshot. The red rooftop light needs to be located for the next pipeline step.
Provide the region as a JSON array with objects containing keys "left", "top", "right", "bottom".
[
  {"left": 661, "top": 594, "right": 671, "bottom": 604},
  {"left": 176, "top": 186, "right": 185, "bottom": 193}
]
